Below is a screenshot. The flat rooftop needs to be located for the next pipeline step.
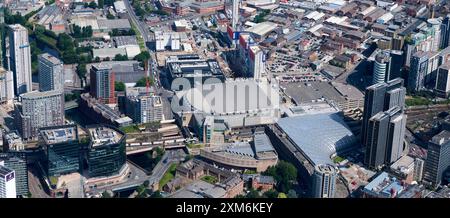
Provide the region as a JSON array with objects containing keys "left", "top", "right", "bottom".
[
  {"left": 282, "top": 81, "right": 346, "bottom": 104},
  {"left": 245, "top": 22, "right": 278, "bottom": 37},
  {"left": 88, "top": 126, "right": 124, "bottom": 147},
  {"left": 431, "top": 130, "right": 450, "bottom": 146},
  {"left": 41, "top": 125, "right": 78, "bottom": 145}
]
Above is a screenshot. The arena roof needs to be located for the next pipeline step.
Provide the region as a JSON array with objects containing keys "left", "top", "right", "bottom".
[{"left": 276, "top": 112, "right": 357, "bottom": 165}]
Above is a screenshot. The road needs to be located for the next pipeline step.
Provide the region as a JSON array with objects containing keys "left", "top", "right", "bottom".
[
  {"left": 123, "top": 0, "right": 151, "bottom": 42},
  {"left": 28, "top": 165, "right": 51, "bottom": 198}
]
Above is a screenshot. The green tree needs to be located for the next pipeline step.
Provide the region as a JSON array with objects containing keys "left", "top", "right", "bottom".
[
  {"left": 114, "top": 54, "right": 128, "bottom": 61},
  {"left": 76, "top": 64, "right": 87, "bottom": 79},
  {"left": 134, "top": 51, "right": 150, "bottom": 61},
  {"left": 72, "top": 25, "right": 82, "bottom": 38},
  {"left": 263, "top": 161, "right": 297, "bottom": 193},
  {"left": 263, "top": 189, "right": 279, "bottom": 198},
  {"left": 115, "top": 81, "right": 126, "bottom": 91},
  {"left": 62, "top": 49, "right": 78, "bottom": 64},
  {"left": 135, "top": 77, "right": 152, "bottom": 87},
  {"left": 57, "top": 33, "right": 74, "bottom": 50}
]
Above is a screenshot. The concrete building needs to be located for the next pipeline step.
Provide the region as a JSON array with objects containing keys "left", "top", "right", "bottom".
[
  {"left": 38, "top": 53, "right": 64, "bottom": 92},
  {"left": 363, "top": 172, "right": 405, "bottom": 198},
  {"left": 414, "top": 158, "right": 425, "bottom": 183},
  {"left": 125, "top": 87, "right": 163, "bottom": 124},
  {"left": 373, "top": 51, "right": 391, "bottom": 85},
  {"left": 89, "top": 65, "right": 116, "bottom": 104},
  {"left": 237, "top": 33, "right": 265, "bottom": 79},
  {"left": 14, "top": 90, "right": 65, "bottom": 139},
  {"left": 113, "top": 0, "right": 127, "bottom": 14},
  {"left": 362, "top": 78, "right": 407, "bottom": 170},
  {"left": 408, "top": 51, "right": 429, "bottom": 92},
  {"left": 2, "top": 132, "right": 24, "bottom": 152},
  {"left": 0, "top": 67, "right": 14, "bottom": 105},
  {"left": 0, "top": 161, "right": 16, "bottom": 198},
  {"left": 199, "top": 132, "right": 278, "bottom": 172},
  {"left": 155, "top": 31, "right": 181, "bottom": 51},
  {"left": 423, "top": 130, "right": 450, "bottom": 189},
  {"left": 165, "top": 54, "right": 224, "bottom": 86},
  {"left": 0, "top": 152, "right": 28, "bottom": 197},
  {"left": 312, "top": 164, "right": 337, "bottom": 198},
  {"left": 427, "top": 18, "right": 442, "bottom": 53},
  {"left": 8, "top": 24, "right": 32, "bottom": 96},
  {"left": 90, "top": 61, "right": 145, "bottom": 84}
]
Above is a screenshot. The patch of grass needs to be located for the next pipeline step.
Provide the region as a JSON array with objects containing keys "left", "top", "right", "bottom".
[
  {"left": 130, "top": 22, "right": 145, "bottom": 52},
  {"left": 186, "top": 143, "right": 204, "bottom": 149},
  {"left": 119, "top": 125, "right": 141, "bottom": 133},
  {"left": 159, "top": 163, "right": 178, "bottom": 189},
  {"left": 243, "top": 169, "right": 258, "bottom": 175},
  {"left": 333, "top": 156, "right": 345, "bottom": 163},
  {"left": 49, "top": 176, "right": 58, "bottom": 187},
  {"left": 405, "top": 96, "right": 431, "bottom": 106},
  {"left": 201, "top": 175, "right": 218, "bottom": 184}
]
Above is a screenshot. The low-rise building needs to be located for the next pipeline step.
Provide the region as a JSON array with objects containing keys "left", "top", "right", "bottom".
[{"left": 199, "top": 132, "right": 278, "bottom": 172}]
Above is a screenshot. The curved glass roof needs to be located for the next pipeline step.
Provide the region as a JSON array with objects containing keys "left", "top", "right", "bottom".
[{"left": 277, "top": 113, "right": 357, "bottom": 165}]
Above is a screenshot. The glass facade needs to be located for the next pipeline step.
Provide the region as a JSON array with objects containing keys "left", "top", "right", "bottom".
[
  {"left": 46, "top": 141, "right": 81, "bottom": 176},
  {"left": 86, "top": 125, "right": 126, "bottom": 178},
  {"left": 87, "top": 141, "right": 126, "bottom": 178},
  {"left": 40, "top": 125, "right": 82, "bottom": 176}
]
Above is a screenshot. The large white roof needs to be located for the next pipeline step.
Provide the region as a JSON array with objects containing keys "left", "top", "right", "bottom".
[{"left": 277, "top": 113, "right": 357, "bottom": 165}]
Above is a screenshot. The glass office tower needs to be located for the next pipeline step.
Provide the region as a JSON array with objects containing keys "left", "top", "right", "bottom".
[{"left": 86, "top": 125, "right": 126, "bottom": 178}]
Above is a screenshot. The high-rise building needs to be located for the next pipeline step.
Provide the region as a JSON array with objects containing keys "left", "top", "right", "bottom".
[
  {"left": 87, "top": 125, "right": 126, "bottom": 178},
  {"left": 362, "top": 78, "right": 407, "bottom": 170},
  {"left": 231, "top": 0, "right": 239, "bottom": 29},
  {"left": 423, "top": 130, "right": 450, "bottom": 188},
  {"left": 14, "top": 90, "right": 65, "bottom": 139},
  {"left": 388, "top": 50, "right": 404, "bottom": 81},
  {"left": 125, "top": 87, "right": 163, "bottom": 124},
  {"left": 89, "top": 65, "right": 116, "bottom": 104},
  {"left": 441, "top": 15, "right": 450, "bottom": 49},
  {"left": 311, "top": 164, "right": 337, "bottom": 198},
  {"left": 237, "top": 33, "right": 265, "bottom": 79},
  {"left": 413, "top": 158, "right": 424, "bottom": 183},
  {"left": 40, "top": 125, "right": 81, "bottom": 177},
  {"left": 408, "top": 51, "right": 429, "bottom": 92},
  {"left": 365, "top": 107, "right": 407, "bottom": 169},
  {"left": 249, "top": 45, "right": 265, "bottom": 80},
  {"left": 8, "top": 24, "right": 32, "bottom": 96},
  {"left": 0, "top": 152, "right": 28, "bottom": 197},
  {"left": 434, "top": 63, "right": 450, "bottom": 98},
  {"left": 428, "top": 18, "right": 442, "bottom": 53},
  {"left": 38, "top": 53, "right": 64, "bottom": 92},
  {"left": 373, "top": 51, "right": 391, "bottom": 85},
  {"left": 0, "top": 161, "right": 16, "bottom": 198},
  {"left": 0, "top": 67, "right": 14, "bottom": 105},
  {"left": 361, "top": 78, "right": 404, "bottom": 147}
]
